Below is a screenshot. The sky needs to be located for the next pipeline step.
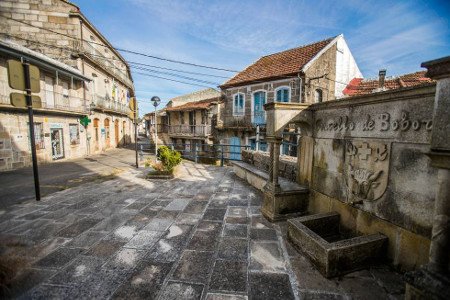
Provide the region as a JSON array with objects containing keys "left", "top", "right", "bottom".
[{"left": 73, "top": 0, "right": 450, "bottom": 116}]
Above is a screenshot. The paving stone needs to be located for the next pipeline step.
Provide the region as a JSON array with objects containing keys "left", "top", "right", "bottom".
[
  {"left": 250, "top": 216, "right": 273, "bottom": 229},
  {"left": 196, "top": 220, "right": 223, "bottom": 232},
  {"left": 164, "top": 198, "right": 190, "bottom": 211},
  {"left": 206, "top": 294, "right": 248, "bottom": 300},
  {"left": 228, "top": 199, "right": 248, "bottom": 206},
  {"left": 175, "top": 213, "right": 201, "bottom": 225},
  {"left": 218, "top": 238, "right": 248, "bottom": 261},
  {"left": 56, "top": 217, "right": 102, "bottom": 238},
  {"left": 172, "top": 250, "right": 215, "bottom": 283},
  {"left": 124, "top": 229, "right": 161, "bottom": 249},
  {"left": 193, "top": 193, "right": 211, "bottom": 201},
  {"left": 16, "top": 210, "right": 48, "bottom": 220},
  {"left": 225, "top": 216, "right": 249, "bottom": 224},
  {"left": 22, "top": 284, "right": 75, "bottom": 299},
  {"left": 91, "top": 213, "right": 132, "bottom": 231},
  {"left": 105, "top": 248, "right": 147, "bottom": 271},
  {"left": 0, "top": 268, "right": 57, "bottom": 299},
  {"left": 126, "top": 201, "right": 148, "bottom": 210},
  {"left": 112, "top": 260, "right": 173, "bottom": 299},
  {"left": 66, "top": 230, "right": 108, "bottom": 249},
  {"left": 209, "top": 199, "right": 230, "bottom": 208},
  {"left": 227, "top": 207, "right": 248, "bottom": 217},
  {"left": 298, "top": 291, "right": 349, "bottom": 299},
  {"left": 130, "top": 213, "right": 153, "bottom": 226},
  {"left": 34, "top": 247, "right": 83, "bottom": 269},
  {"left": 157, "top": 210, "right": 181, "bottom": 220},
  {"left": 112, "top": 224, "right": 140, "bottom": 241},
  {"left": 184, "top": 201, "right": 208, "bottom": 214},
  {"left": 223, "top": 224, "right": 248, "bottom": 238},
  {"left": 187, "top": 230, "right": 219, "bottom": 251},
  {"left": 250, "top": 228, "right": 278, "bottom": 241},
  {"left": 47, "top": 255, "right": 104, "bottom": 285},
  {"left": 144, "top": 217, "right": 173, "bottom": 231},
  {"left": 140, "top": 205, "right": 161, "bottom": 217},
  {"left": 203, "top": 208, "right": 227, "bottom": 221},
  {"left": 249, "top": 241, "right": 286, "bottom": 272},
  {"left": 249, "top": 272, "right": 295, "bottom": 300},
  {"left": 249, "top": 206, "right": 261, "bottom": 216},
  {"left": 86, "top": 239, "right": 126, "bottom": 258},
  {"left": 158, "top": 281, "right": 204, "bottom": 300},
  {"left": 209, "top": 260, "right": 247, "bottom": 293}
]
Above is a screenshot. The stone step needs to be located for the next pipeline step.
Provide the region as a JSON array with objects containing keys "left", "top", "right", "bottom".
[{"left": 287, "top": 212, "right": 388, "bottom": 278}]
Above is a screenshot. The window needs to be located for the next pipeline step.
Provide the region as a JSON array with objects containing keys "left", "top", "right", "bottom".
[
  {"left": 233, "top": 93, "right": 245, "bottom": 116},
  {"left": 69, "top": 124, "right": 80, "bottom": 145},
  {"left": 276, "top": 87, "right": 290, "bottom": 102},
  {"left": 315, "top": 89, "right": 323, "bottom": 103},
  {"left": 34, "top": 123, "right": 44, "bottom": 150}
]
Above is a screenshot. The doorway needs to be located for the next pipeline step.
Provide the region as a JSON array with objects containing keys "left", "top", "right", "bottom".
[
  {"left": 253, "top": 91, "right": 266, "bottom": 125},
  {"left": 115, "top": 119, "right": 119, "bottom": 147},
  {"left": 104, "top": 118, "right": 110, "bottom": 148},
  {"left": 229, "top": 136, "right": 241, "bottom": 160},
  {"left": 51, "top": 128, "right": 64, "bottom": 160}
]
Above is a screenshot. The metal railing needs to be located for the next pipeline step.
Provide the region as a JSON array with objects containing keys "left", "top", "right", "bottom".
[
  {"left": 220, "top": 112, "right": 266, "bottom": 128},
  {"left": 148, "top": 124, "right": 169, "bottom": 133},
  {"left": 168, "top": 124, "right": 212, "bottom": 137},
  {"left": 80, "top": 41, "right": 133, "bottom": 87},
  {"left": 93, "top": 94, "right": 129, "bottom": 114},
  {"left": 140, "top": 142, "right": 251, "bottom": 166}
]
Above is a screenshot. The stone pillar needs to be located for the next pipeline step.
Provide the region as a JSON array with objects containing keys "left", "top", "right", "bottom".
[
  {"left": 404, "top": 56, "right": 450, "bottom": 300},
  {"left": 265, "top": 136, "right": 281, "bottom": 192}
]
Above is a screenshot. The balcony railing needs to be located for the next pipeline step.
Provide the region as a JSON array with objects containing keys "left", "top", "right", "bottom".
[
  {"left": 221, "top": 112, "right": 266, "bottom": 128},
  {"left": 93, "top": 94, "right": 130, "bottom": 114},
  {"left": 0, "top": 82, "right": 88, "bottom": 113},
  {"left": 80, "top": 41, "right": 133, "bottom": 88},
  {"left": 149, "top": 124, "right": 169, "bottom": 133},
  {"left": 168, "top": 124, "right": 212, "bottom": 137}
]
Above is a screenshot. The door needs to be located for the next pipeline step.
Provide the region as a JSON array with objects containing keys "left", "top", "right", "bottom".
[
  {"left": 123, "top": 121, "right": 127, "bottom": 145},
  {"left": 253, "top": 91, "right": 266, "bottom": 125},
  {"left": 45, "top": 76, "right": 55, "bottom": 108},
  {"left": 104, "top": 118, "right": 110, "bottom": 148},
  {"left": 115, "top": 120, "right": 119, "bottom": 146},
  {"left": 189, "top": 111, "right": 195, "bottom": 134},
  {"left": 229, "top": 137, "right": 241, "bottom": 160},
  {"left": 51, "top": 128, "right": 64, "bottom": 160},
  {"left": 94, "top": 118, "right": 100, "bottom": 151}
]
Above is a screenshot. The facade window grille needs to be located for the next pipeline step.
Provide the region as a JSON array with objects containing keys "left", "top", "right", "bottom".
[
  {"left": 315, "top": 89, "right": 323, "bottom": 103},
  {"left": 233, "top": 93, "right": 245, "bottom": 116},
  {"left": 34, "top": 123, "right": 45, "bottom": 150},
  {"left": 69, "top": 124, "right": 80, "bottom": 145},
  {"left": 276, "top": 87, "right": 290, "bottom": 102}
]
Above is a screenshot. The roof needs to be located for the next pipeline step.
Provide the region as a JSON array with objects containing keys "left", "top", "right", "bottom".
[
  {"left": 165, "top": 97, "right": 220, "bottom": 112},
  {"left": 168, "top": 88, "right": 221, "bottom": 107},
  {"left": 221, "top": 36, "right": 337, "bottom": 88},
  {"left": 342, "top": 71, "right": 434, "bottom": 97},
  {"left": 0, "top": 39, "right": 91, "bottom": 82}
]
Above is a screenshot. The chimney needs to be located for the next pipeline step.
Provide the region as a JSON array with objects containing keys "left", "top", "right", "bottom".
[{"left": 378, "top": 69, "right": 386, "bottom": 89}]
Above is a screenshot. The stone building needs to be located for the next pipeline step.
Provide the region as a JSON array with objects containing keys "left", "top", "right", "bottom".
[
  {"left": 218, "top": 34, "right": 361, "bottom": 157},
  {"left": 0, "top": 0, "right": 135, "bottom": 171}
]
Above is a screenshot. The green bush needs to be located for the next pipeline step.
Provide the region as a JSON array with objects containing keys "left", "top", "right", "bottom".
[{"left": 157, "top": 146, "right": 182, "bottom": 172}]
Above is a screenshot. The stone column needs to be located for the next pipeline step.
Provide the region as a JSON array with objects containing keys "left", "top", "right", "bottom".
[
  {"left": 405, "top": 56, "right": 450, "bottom": 300},
  {"left": 265, "top": 136, "right": 281, "bottom": 192}
]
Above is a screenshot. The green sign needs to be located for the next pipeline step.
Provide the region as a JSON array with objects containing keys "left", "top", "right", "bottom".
[{"left": 80, "top": 116, "right": 91, "bottom": 127}]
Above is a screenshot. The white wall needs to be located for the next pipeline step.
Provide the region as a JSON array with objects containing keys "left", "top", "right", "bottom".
[{"left": 335, "top": 36, "right": 363, "bottom": 98}]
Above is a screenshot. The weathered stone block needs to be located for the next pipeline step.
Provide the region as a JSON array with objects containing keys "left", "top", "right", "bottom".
[{"left": 288, "top": 212, "right": 388, "bottom": 278}]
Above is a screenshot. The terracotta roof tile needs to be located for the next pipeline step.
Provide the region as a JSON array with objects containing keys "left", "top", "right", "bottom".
[
  {"left": 221, "top": 36, "right": 336, "bottom": 88},
  {"left": 165, "top": 97, "right": 220, "bottom": 112},
  {"left": 342, "top": 71, "right": 434, "bottom": 96}
]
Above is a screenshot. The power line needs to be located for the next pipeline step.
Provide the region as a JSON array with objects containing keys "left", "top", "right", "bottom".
[
  {"left": 0, "top": 14, "right": 239, "bottom": 73},
  {"left": 0, "top": 34, "right": 223, "bottom": 88},
  {"left": 128, "top": 61, "right": 229, "bottom": 79},
  {"left": 131, "top": 65, "right": 220, "bottom": 86},
  {"left": 133, "top": 72, "right": 218, "bottom": 89}
]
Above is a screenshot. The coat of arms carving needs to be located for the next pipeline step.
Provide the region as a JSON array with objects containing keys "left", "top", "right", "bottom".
[{"left": 344, "top": 140, "right": 390, "bottom": 203}]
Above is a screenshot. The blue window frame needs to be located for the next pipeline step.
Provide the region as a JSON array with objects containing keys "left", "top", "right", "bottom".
[
  {"left": 276, "top": 87, "right": 290, "bottom": 102},
  {"left": 253, "top": 91, "right": 266, "bottom": 125},
  {"left": 233, "top": 93, "right": 245, "bottom": 116}
]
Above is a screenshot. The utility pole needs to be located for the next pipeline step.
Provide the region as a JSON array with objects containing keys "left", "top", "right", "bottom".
[
  {"left": 151, "top": 96, "right": 161, "bottom": 160},
  {"left": 23, "top": 61, "right": 40, "bottom": 200},
  {"left": 129, "top": 97, "right": 138, "bottom": 168}
]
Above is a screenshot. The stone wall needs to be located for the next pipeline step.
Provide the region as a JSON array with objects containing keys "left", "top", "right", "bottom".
[
  {"left": 302, "top": 84, "right": 437, "bottom": 271},
  {"left": 242, "top": 149, "right": 298, "bottom": 182}
]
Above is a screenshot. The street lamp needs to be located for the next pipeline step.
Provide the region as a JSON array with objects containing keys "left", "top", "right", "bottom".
[{"left": 151, "top": 96, "right": 161, "bottom": 158}]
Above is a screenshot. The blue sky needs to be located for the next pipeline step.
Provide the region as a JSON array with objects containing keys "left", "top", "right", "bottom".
[{"left": 73, "top": 0, "right": 450, "bottom": 116}]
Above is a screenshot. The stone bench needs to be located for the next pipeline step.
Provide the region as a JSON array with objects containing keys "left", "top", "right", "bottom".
[
  {"left": 231, "top": 161, "right": 309, "bottom": 221},
  {"left": 288, "top": 212, "right": 388, "bottom": 278}
]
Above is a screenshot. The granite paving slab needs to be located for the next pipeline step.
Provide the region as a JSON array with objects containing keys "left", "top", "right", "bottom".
[
  {"left": 171, "top": 250, "right": 215, "bottom": 284},
  {"left": 209, "top": 260, "right": 247, "bottom": 293}
]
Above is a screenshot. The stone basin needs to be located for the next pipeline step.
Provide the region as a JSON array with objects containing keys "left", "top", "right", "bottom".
[{"left": 288, "top": 212, "right": 388, "bottom": 278}]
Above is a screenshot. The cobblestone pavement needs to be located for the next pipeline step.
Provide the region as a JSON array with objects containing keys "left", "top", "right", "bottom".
[{"left": 0, "top": 161, "right": 405, "bottom": 299}]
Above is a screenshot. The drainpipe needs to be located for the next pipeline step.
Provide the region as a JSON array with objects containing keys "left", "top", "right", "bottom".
[{"left": 298, "top": 74, "right": 303, "bottom": 103}]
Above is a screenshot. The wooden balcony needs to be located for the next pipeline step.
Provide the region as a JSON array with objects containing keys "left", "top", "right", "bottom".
[{"left": 168, "top": 124, "right": 212, "bottom": 137}]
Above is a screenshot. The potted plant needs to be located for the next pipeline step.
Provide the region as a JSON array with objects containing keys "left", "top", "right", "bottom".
[{"left": 146, "top": 146, "right": 182, "bottom": 179}]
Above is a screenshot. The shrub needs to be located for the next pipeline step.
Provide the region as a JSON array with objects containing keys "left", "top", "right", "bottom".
[{"left": 157, "top": 146, "right": 182, "bottom": 172}]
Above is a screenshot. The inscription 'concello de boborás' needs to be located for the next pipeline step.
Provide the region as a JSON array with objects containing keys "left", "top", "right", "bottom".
[
  {"left": 316, "top": 111, "right": 433, "bottom": 133},
  {"left": 344, "top": 140, "right": 390, "bottom": 204}
]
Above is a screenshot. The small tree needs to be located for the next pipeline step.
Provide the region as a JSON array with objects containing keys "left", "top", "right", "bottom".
[{"left": 156, "top": 146, "right": 182, "bottom": 172}]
